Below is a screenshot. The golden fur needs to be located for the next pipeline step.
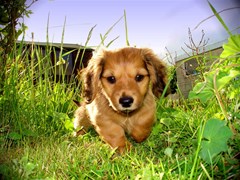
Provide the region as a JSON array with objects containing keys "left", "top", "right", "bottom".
[{"left": 74, "top": 47, "right": 168, "bottom": 153}]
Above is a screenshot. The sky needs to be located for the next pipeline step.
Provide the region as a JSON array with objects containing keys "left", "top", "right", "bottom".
[{"left": 21, "top": 0, "right": 240, "bottom": 60}]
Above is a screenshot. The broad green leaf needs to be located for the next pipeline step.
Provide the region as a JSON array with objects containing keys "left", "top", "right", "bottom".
[
  {"left": 200, "top": 118, "right": 233, "bottom": 163},
  {"left": 22, "top": 129, "right": 37, "bottom": 137},
  {"left": 24, "top": 162, "right": 36, "bottom": 176},
  {"left": 164, "top": 147, "right": 173, "bottom": 158},
  {"left": 65, "top": 119, "right": 74, "bottom": 131},
  {"left": 8, "top": 132, "right": 22, "bottom": 140},
  {"left": 220, "top": 35, "right": 240, "bottom": 61},
  {"left": 188, "top": 82, "right": 213, "bottom": 103},
  {"left": 216, "top": 69, "right": 240, "bottom": 90},
  {"left": 189, "top": 68, "right": 239, "bottom": 103},
  {"left": 188, "top": 71, "right": 214, "bottom": 103},
  {"left": 160, "top": 117, "right": 172, "bottom": 127}
]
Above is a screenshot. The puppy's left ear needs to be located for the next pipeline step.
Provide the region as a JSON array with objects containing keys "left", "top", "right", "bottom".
[
  {"left": 80, "top": 49, "right": 105, "bottom": 104},
  {"left": 142, "top": 48, "right": 169, "bottom": 98}
]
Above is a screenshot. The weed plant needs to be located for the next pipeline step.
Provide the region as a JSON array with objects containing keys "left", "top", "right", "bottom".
[{"left": 0, "top": 3, "right": 240, "bottom": 179}]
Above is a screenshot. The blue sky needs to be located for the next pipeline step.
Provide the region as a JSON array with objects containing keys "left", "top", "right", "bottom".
[{"left": 22, "top": 0, "right": 240, "bottom": 58}]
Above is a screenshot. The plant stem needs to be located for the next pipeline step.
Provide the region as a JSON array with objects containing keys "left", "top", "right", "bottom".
[{"left": 213, "top": 68, "right": 235, "bottom": 133}]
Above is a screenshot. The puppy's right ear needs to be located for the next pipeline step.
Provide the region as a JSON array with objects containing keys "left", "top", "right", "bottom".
[
  {"left": 73, "top": 99, "right": 81, "bottom": 106},
  {"left": 141, "top": 48, "right": 169, "bottom": 98},
  {"left": 81, "top": 51, "right": 104, "bottom": 104}
]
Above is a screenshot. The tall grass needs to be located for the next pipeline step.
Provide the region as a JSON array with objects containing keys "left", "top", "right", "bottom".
[{"left": 1, "top": 8, "right": 240, "bottom": 179}]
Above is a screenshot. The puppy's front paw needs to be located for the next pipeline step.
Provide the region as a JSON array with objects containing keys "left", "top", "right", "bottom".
[
  {"left": 73, "top": 126, "right": 88, "bottom": 137},
  {"left": 117, "top": 141, "right": 132, "bottom": 154}
]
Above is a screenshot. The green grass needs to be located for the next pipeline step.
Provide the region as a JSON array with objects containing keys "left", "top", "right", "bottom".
[
  {"left": 1, "top": 9, "right": 240, "bottom": 179},
  {"left": 1, "top": 97, "right": 239, "bottom": 179}
]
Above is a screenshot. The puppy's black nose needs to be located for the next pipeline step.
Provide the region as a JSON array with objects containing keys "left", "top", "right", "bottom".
[{"left": 119, "top": 96, "right": 134, "bottom": 108}]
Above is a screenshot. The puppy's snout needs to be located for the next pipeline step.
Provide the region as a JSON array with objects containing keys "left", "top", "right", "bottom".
[{"left": 119, "top": 96, "right": 134, "bottom": 108}]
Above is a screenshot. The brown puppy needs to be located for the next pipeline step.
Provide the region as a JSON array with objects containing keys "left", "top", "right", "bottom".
[{"left": 74, "top": 47, "right": 168, "bottom": 153}]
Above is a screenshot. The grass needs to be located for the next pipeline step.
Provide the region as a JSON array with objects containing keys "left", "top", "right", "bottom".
[
  {"left": 1, "top": 101, "right": 239, "bottom": 179},
  {"left": 1, "top": 10, "right": 240, "bottom": 179}
]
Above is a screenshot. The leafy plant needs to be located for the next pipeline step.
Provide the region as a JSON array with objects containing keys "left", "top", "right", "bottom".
[
  {"left": 16, "top": 156, "right": 37, "bottom": 178},
  {"left": 189, "top": 2, "right": 240, "bottom": 123},
  {"left": 220, "top": 34, "right": 240, "bottom": 63},
  {"left": 189, "top": 68, "right": 239, "bottom": 104},
  {"left": 188, "top": 2, "right": 240, "bottom": 177},
  {"left": 200, "top": 118, "right": 233, "bottom": 163}
]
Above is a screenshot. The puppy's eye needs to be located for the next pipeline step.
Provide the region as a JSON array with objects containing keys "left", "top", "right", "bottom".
[
  {"left": 106, "top": 76, "right": 116, "bottom": 84},
  {"left": 135, "top": 74, "right": 144, "bottom": 82}
]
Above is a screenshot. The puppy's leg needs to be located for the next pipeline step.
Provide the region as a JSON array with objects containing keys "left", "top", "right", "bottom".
[
  {"left": 95, "top": 122, "right": 131, "bottom": 154},
  {"left": 130, "top": 118, "right": 155, "bottom": 143},
  {"left": 73, "top": 106, "right": 92, "bottom": 136},
  {"left": 130, "top": 126, "right": 152, "bottom": 143}
]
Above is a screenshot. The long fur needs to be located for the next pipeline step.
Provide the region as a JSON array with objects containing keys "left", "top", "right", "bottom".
[{"left": 74, "top": 47, "right": 168, "bottom": 153}]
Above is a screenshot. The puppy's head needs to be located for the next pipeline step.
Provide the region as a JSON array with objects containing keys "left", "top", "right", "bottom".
[{"left": 81, "top": 47, "right": 168, "bottom": 113}]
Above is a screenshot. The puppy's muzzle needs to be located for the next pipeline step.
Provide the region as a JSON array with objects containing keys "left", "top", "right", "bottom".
[{"left": 119, "top": 96, "right": 134, "bottom": 108}]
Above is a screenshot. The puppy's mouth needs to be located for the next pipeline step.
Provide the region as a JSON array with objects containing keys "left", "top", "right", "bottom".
[
  {"left": 121, "top": 109, "right": 134, "bottom": 114},
  {"left": 118, "top": 108, "right": 137, "bottom": 116}
]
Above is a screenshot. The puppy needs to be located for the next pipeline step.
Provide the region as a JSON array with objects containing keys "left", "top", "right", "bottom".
[{"left": 74, "top": 47, "right": 168, "bottom": 153}]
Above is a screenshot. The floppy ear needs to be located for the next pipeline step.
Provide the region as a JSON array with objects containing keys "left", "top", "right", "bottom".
[
  {"left": 141, "top": 48, "right": 168, "bottom": 98},
  {"left": 80, "top": 52, "right": 104, "bottom": 104}
]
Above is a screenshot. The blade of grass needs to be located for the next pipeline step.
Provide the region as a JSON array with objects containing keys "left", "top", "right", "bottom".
[
  {"left": 106, "top": 36, "right": 119, "bottom": 47},
  {"left": 98, "top": 15, "right": 123, "bottom": 50},
  {"left": 200, "top": 163, "right": 212, "bottom": 180},
  {"left": 59, "top": 16, "right": 67, "bottom": 82},
  {"left": 190, "top": 119, "right": 205, "bottom": 180},
  {"left": 194, "top": 6, "right": 240, "bottom": 32},
  {"left": 124, "top": 10, "right": 130, "bottom": 46},
  {"left": 70, "top": 24, "right": 97, "bottom": 83},
  {"left": 207, "top": 1, "right": 232, "bottom": 36},
  {"left": 46, "top": 13, "right": 50, "bottom": 46}
]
